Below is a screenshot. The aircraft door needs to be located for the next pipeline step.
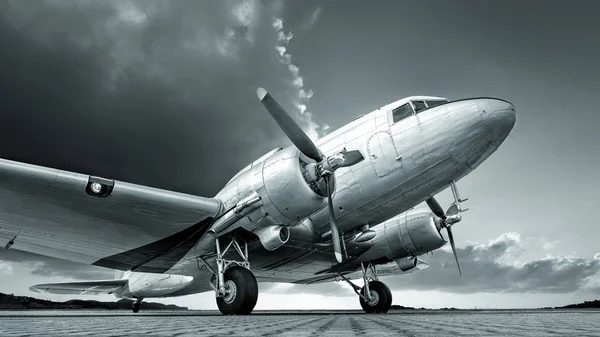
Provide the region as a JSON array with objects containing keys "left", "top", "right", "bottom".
[{"left": 367, "top": 131, "right": 402, "bottom": 178}]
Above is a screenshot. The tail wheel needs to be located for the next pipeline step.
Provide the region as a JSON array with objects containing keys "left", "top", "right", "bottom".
[
  {"left": 359, "top": 281, "right": 392, "bottom": 314},
  {"left": 216, "top": 266, "right": 258, "bottom": 315}
]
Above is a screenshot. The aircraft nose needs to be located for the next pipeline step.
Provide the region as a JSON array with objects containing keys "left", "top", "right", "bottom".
[{"left": 479, "top": 99, "right": 517, "bottom": 144}]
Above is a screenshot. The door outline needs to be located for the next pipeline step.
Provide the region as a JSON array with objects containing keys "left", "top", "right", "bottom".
[{"left": 367, "top": 131, "right": 401, "bottom": 178}]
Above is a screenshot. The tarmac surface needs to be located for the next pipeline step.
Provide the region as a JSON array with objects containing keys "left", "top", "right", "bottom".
[{"left": 1, "top": 309, "right": 599, "bottom": 336}]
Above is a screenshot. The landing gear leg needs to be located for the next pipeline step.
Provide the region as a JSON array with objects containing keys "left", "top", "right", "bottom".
[
  {"left": 212, "top": 236, "right": 258, "bottom": 315},
  {"left": 132, "top": 298, "right": 143, "bottom": 313},
  {"left": 339, "top": 263, "right": 392, "bottom": 314}
]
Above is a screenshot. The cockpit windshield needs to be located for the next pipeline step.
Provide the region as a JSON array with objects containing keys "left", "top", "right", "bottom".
[
  {"left": 412, "top": 101, "right": 427, "bottom": 113},
  {"left": 392, "top": 97, "right": 450, "bottom": 124},
  {"left": 425, "top": 100, "right": 447, "bottom": 108},
  {"left": 411, "top": 99, "right": 449, "bottom": 114}
]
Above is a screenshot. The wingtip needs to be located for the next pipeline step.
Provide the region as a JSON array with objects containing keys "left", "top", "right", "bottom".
[{"left": 256, "top": 87, "right": 268, "bottom": 101}]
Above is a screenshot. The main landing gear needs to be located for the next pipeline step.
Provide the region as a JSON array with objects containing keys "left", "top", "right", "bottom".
[
  {"left": 132, "top": 298, "right": 143, "bottom": 313},
  {"left": 199, "top": 236, "right": 258, "bottom": 315},
  {"left": 340, "top": 262, "right": 392, "bottom": 313}
]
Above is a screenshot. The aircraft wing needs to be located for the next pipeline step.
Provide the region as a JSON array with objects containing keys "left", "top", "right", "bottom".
[
  {"left": 371, "top": 258, "right": 430, "bottom": 276},
  {"left": 0, "top": 158, "right": 222, "bottom": 273},
  {"left": 30, "top": 280, "right": 128, "bottom": 295},
  {"left": 343, "top": 259, "right": 430, "bottom": 280},
  {"left": 298, "top": 258, "right": 430, "bottom": 284}
]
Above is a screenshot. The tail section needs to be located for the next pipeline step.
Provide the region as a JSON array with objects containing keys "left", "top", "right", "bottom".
[
  {"left": 31, "top": 271, "right": 193, "bottom": 298},
  {"left": 30, "top": 279, "right": 128, "bottom": 295}
]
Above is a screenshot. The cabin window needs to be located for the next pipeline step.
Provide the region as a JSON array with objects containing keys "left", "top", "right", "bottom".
[
  {"left": 412, "top": 100, "right": 427, "bottom": 113},
  {"left": 392, "top": 103, "right": 414, "bottom": 123},
  {"left": 426, "top": 100, "right": 447, "bottom": 108}
]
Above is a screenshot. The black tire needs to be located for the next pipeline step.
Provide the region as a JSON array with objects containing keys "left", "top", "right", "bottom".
[
  {"left": 380, "top": 282, "right": 393, "bottom": 313},
  {"left": 359, "top": 281, "right": 390, "bottom": 314},
  {"left": 216, "top": 266, "right": 258, "bottom": 315},
  {"left": 132, "top": 302, "right": 141, "bottom": 313}
]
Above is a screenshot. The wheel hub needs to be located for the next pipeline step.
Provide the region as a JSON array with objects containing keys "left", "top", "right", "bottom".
[
  {"left": 222, "top": 280, "right": 237, "bottom": 304},
  {"left": 367, "top": 290, "right": 379, "bottom": 306}
]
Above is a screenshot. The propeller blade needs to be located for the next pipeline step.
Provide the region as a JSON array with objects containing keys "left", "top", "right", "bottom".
[
  {"left": 426, "top": 197, "right": 446, "bottom": 219},
  {"left": 257, "top": 88, "right": 323, "bottom": 162},
  {"left": 446, "top": 227, "right": 463, "bottom": 279},
  {"left": 339, "top": 150, "right": 364, "bottom": 167},
  {"left": 324, "top": 176, "right": 343, "bottom": 263}
]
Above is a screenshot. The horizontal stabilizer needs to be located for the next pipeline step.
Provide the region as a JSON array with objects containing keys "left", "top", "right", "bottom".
[{"left": 30, "top": 279, "right": 128, "bottom": 295}]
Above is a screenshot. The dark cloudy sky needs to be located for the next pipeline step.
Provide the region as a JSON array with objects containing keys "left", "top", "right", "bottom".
[{"left": 1, "top": 0, "right": 599, "bottom": 309}]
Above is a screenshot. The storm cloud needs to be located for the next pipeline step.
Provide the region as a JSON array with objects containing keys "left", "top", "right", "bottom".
[
  {"left": 392, "top": 232, "right": 600, "bottom": 294},
  {"left": 0, "top": 0, "right": 327, "bottom": 288},
  {"left": 0, "top": 0, "right": 321, "bottom": 196},
  {"left": 1, "top": 0, "right": 599, "bottom": 309}
]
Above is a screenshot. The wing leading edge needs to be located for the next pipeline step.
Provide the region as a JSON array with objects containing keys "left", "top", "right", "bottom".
[{"left": 0, "top": 158, "right": 222, "bottom": 273}]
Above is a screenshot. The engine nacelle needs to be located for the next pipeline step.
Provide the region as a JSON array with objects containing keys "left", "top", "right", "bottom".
[
  {"left": 253, "top": 225, "right": 290, "bottom": 251},
  {"left": 356, "top": 209, "right": 446, "bottom": 263},
  {"left": 258, "top": 147, "right": 326, "bottom": 225},
  {"left": 217, "top": 146, "right": 327, "bottom": 231}
]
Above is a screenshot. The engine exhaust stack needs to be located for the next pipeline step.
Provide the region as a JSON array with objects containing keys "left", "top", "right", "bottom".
[
  {"left": 253, "top": 225, "right": 290, "bottom": 251},
  {"left": 395, "top": 256, "right": 417, "bottom": 271}
]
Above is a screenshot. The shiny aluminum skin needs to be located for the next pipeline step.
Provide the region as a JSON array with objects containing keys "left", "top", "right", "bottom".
[
  {"left": 7, "top": 94, "right": 517, "bottom": 299},
  {"left": 153, "top": 96, "right": 516, "bottom": 294},
  {"left": 352, "top": 209, "right": 446, "bottom": 264},
  {"left": 119, "top": 272, "right": 195, "bottom": 298},
  {"left": 216, "top": 146, "right": 327, "bottom": 231},
  {"left": 215, "top": 97, "right": 516, "bottom": 242}
]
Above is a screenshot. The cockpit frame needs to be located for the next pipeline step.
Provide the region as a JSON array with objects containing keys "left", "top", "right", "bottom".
[{"left": 386, "top": 96, "right": 449, "bottom": 126}]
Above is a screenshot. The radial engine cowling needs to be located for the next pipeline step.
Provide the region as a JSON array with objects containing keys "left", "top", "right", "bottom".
[
  {"left": 357, "top": 209, "right": 446, "bottom": 263},
  {"left": 229, "top": 146, "right": 327, "bottom": 229}
]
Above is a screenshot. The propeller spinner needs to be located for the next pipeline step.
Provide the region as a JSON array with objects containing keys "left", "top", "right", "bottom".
[{"left": 256, "top": 87, "right": 364, "bottom": 263}]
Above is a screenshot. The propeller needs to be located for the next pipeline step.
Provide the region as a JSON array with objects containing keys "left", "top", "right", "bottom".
[
  {"left": 426, "top": 196, "right": 464, "bottom": 279},
  {"left": 256, "top": 87, "right": 364, "bottom": 263}
]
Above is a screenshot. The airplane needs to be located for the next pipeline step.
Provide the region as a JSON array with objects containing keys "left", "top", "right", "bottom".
[{"left": 0, "top": 87, "right": 517, "bottom": 314}]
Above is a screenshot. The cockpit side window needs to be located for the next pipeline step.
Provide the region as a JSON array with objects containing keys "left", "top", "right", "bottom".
[
  {"left": 392, "top": 103, "right": 414, "bottom": 123},
  {"left": 412, "top": 100, "right": 427, "bottom": 113}
]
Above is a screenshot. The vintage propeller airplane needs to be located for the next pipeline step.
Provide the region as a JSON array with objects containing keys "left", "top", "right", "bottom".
[{"left": 0, "top": 88, "right": 516, "bottom": 314}]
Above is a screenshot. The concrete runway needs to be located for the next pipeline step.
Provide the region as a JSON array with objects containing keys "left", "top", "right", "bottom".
[{"left": 1, "top": 309, "right": 599, "bottom": 336}]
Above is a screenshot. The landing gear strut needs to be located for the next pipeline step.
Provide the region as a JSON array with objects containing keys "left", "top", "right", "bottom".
[
  {"left": 132, "top": 298, "right": 143, "bottom": 313},
  {"left": 340, "top": 263, "right": 392, "bottom": 313},
  {"left": 208, "top": 236, "right": 258, "bottom": 315}
]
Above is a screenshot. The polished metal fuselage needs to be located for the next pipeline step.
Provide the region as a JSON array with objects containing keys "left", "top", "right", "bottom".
[{"left": 163, "top": 96, "right": 517, "bottom": 295}]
